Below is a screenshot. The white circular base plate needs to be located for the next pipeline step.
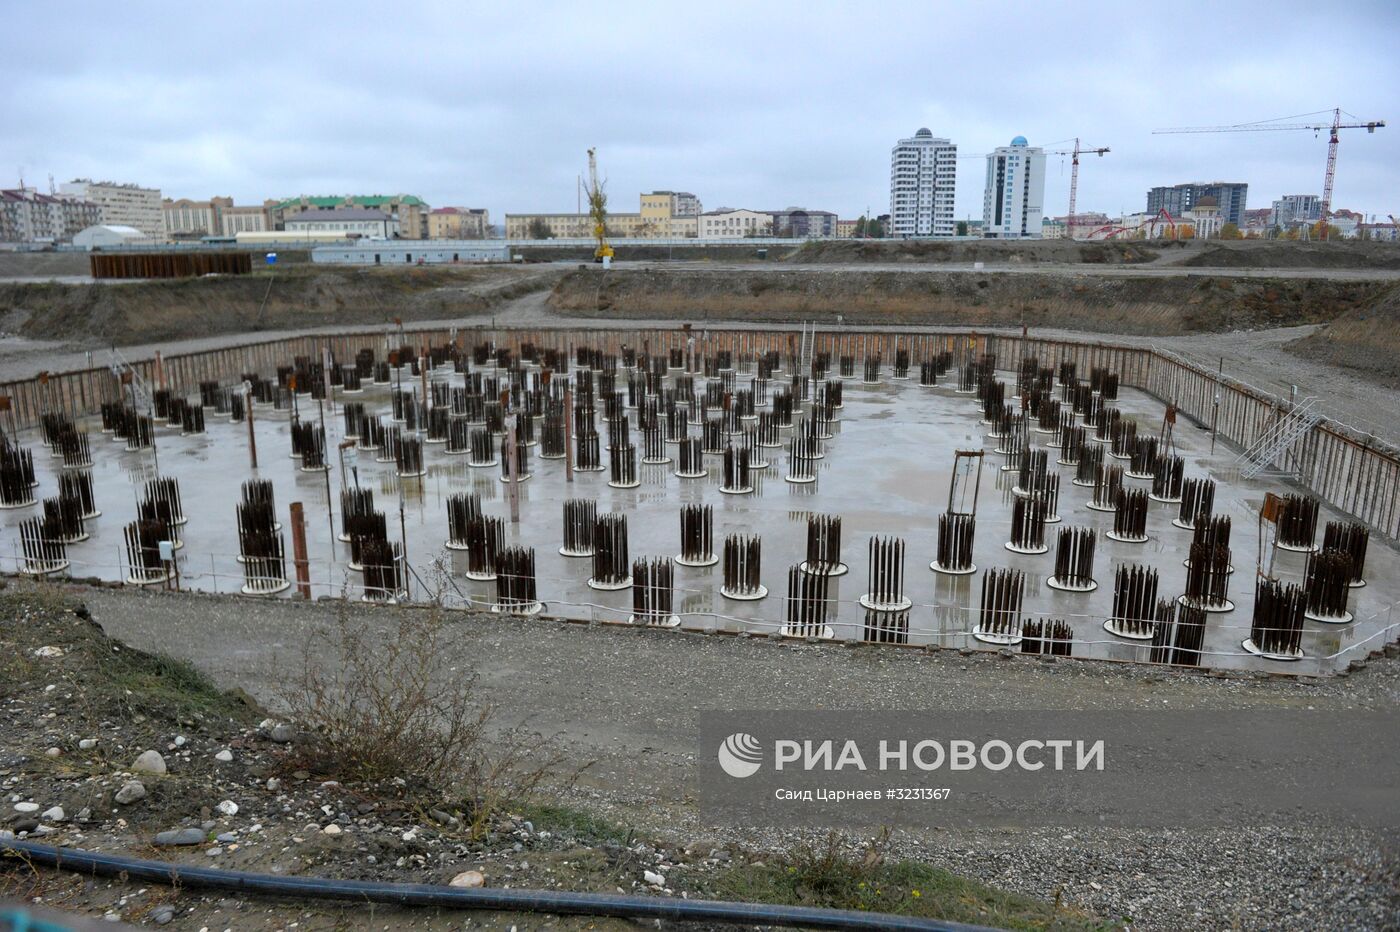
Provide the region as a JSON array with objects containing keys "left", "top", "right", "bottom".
[
  {"left": 800, "top": 561, "right": 848, "bottom": 577},
  {"left": 1086, "top": 501, "right": 1116, "bottom": 512},
  {"left": 242, "top": 579, "right": 292, "bottom": 596},
  {"left": 674, "top": 469, "right": 707, "bottom": 479},
  {"left": 1071, "top": 479, "right": 1096, "bottom": 488},
  {"left": 781, "top": 624, "right": 834, "bottom": 639},
  {"left": 1103, "top": 619, "right": 1154, "bottom": 640},
  {"left": 721, "top": 584, "right": 768, "bottom": 601},
  {"left": 630, "top": 614, "right": 681, "bottom": 628},
  {"left": 1349, "top": 579, "right": 1367, "bottom": 589},
  {"left": 397, "top": 469, "right": 427, "bottom": 478},
  {"left": 588, "top": 577, "right": 633, "bottom": 591},
  {"left": 608, "top": 479, "right": 640, "bottom": 489},
  {"left": 1275, "top": 541, "right": 1318, "bottom": 553},
  {"left": 675, "top": 554, "right": 719, "bottom": 568},
  {"left": 469, "top": 459, "right": 500, "bottom": 468},
  {"left": 500, "top": 474, "right": 533, "bottom": 483},
  {"left": 1105, "top": 531, "right": 1148, "bottom": 542},
  {"left": 127, "top": 571, "right": 173, "bottom": 587},
  {"left": 1046, "top": 577, "right": 1097, "bottom": 593},
  {"left": 785, "top": 474, "right": 816, "bottom": 484},
  {"left": 1177, "top": 594, "right": 1235, "bottom": 613},
  {"left": 973, "top": 628, "right": 1023, "bottom": 646},
  {"left": 559, "top": 546, "right": 594, "bottom": 558},
  {"left": 1170, "top": 518, "right": 1198, "bottom": 530},
  {"left": 1005, "top": 542, "right": 1049, "bottom": 555},
  {"left": 859, "top": 594, "right": 913, "bottom": 612},
  {"left": 21, "top": 561, "right": 69, "bottom": 577},
  {"left": 642, "top": 456, "right": 671, "bottom": 465},
  {"left": 575, "top": 465, "right": 606, "bottom": 473},
  {"left": 1148, "top": 493, "right": 1183, "bottom": 504},
  {"left": 930, "top": 561, "right": 977, "bottom": 576},
  {"left": 464, "top": 570, "right": 497, "bottom": 582},
  {"left": 493, "top": 601, "right": 544, "bottom": 616},
  {"left": 1304, "top": 609, "right": 1353, "bottom": 624},
  {"left": 719, "top": 485, "right": 753, "bottom": 495},
  {"left": 1242, "top": 638, "right": 1303, "bottom": 662}
]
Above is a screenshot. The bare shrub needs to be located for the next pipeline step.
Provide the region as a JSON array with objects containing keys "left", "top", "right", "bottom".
[{"left": 280, "top": 604, "right": 576, "bottom": 834}]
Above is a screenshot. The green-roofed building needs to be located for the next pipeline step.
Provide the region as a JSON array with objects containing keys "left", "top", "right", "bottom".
[{"left": 271, "top": 194, "right": 429, "bottom": 239}]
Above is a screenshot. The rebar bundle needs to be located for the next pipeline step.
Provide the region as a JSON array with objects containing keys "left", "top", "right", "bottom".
[
  {"left": 919, "top": 361, "right": 938, "bottom": 386},
  {"left": 772, "top": 390, "right": 794, "bottom": 428},
  {"left": 341, "top": 367, "right": 362, "bottom": 393},
  {"left": 294, "top": 421, "right": 328, "bottom": 471},
  {"left": 1048, "top": 527, "right": 1097, "bottom": 592},
  {"left": 575, "top": 430, "right": 603, "bottom": 472},
  {"left": 425, "top": 407, "right": 450, "bottom": 445},
  {"left": 55, "top": 427, "right": 92, "bottom": 468},
  {"left": 785, "top": 432, "right": 817, "bottom": 484},
  {"left": 1107, "top": 565, "right": 1159, "bottom": 639},
  {"left": 1109, "top": 488, "right": 1149, "bottom": 542},
  {"left": 755, "top": 412, "right": 781, "bottom": 448},
  {"left": 345, "top": 508, "right": 387, "bottom": 571},
  {"left": 1087, "top": 463, "right": 1122, "bottom": 511},
  {"left": 1020, "top": 620, "right": 1073, "bottom": 657},
  {"left": 18, "top": 515, "right": 67, "bottom": 576},
  {"left": 1014, "top": 449, "right": 1048, "bottom": 496},
  {"left": 664, "top": 406, "right": 689, "bottom": 444},
  {"left": 1092, "top": 406, "right": 1120, "bottom": 443},
  {"left": 1127, "top": 436, "right": 1158, "bottom": 478},
  {"left": 1035, "top": 398, "right": 1061, "bottom": 434},
  {"left": 0, "top": 443, "right": 36, "bottom": 508},
  {"left": 608, "top": 442, "right": 639, "bottom": 488},
  {"left": 1303, "top": 548, "right": 1353, "bottom": 623},
  {"left": 840, "top": 355, "right": 856, "bottom": 379},
  {"left": 721, "top": 534, "right": 766, "bottom": 600},
  {"left": 1006, "top": 495, "right": 1049, "bottom": 554},
  {"left": 58, "top": 471, "right": 99, "bottom": 519},
  {"left": 702, "top": 417, "right": 724, "bottom": 454},
  {"left": 803, "top": 513, "right": 847, "bottom": 576},
  {"left": 1246, "top": 579, "right": 1306, "bottom": 660},
  {"left": 589, "top": 513, "right": 631, "bottom": 589},
  {"left": 1276, "top": 495, "right": 1319, "bottom": 551},
  {"left": 462, "top": 511, "right": 504, "bottom": 581},
  {"left": 675, "top": 503, "right": 717, "bottom": 567},
  {"left": 360, "top": 538, "right": 404, "bottom": 603},
  {"left": 1073, "top": 444, "right": 1103, "bottom": 487},
  {"left": 892, "top": 349, "right": 910, "bottom": 380},
  {"left": 357, "top": 416, "right": 385, "bottom": 452},
  {"left": 143, "top": 477, "right": 186, "bottom": 526},
  {"left": 444, "top": 492, "right": 481, "bottom": 551},
  {"left": 931, "top": 511, "right": 976, "bottom": 575},
  {"left": 396, "top": 434, "right": 426, "bottom": 477},
  {"left": 861, "top": 536, "right": 910, "bottom": 611},
  {"left": 673, "top": 436, "right": 705, "bottom": 478},
  {"left": 469, "top": 426, "right": 498, "bottom": 464},
  {"left": 1174, "top": 477, "right": 1215, "bottom": 530},
  {"left": 238, "top": 513, "right": 289, "bottom": 595},
  {"left": 560, "top": 498, "right": 597, "bottom": 557},
  {"left": 630, "top": 557, "right": 679, "bottom": 627},
  {"left": 1149, "top": 601, "right": 1206, "bottom": 667},
  {"left": 1149, "top": 454, "right": 1185, "bottom": 503},
  {"left": 123, "top": 518, "right": 171, "bottom": 585},
  {"left": 494, "top": 547, "right": 541, "bottom": 614},
  {"left": 784, "top": 563, "right": 833, "bottom": 638},
  {"left": 1109, "top": 419, "right": 1137, "bottom": 460},
  {"left": 499, "top": 435, "right": 531, "bottom": 482},
  {"left": 125, "top": 415, "right": 154, "bottom": 450},
  {"left": 1322, "top": 521, "right": 1368, "bottom": 587},
  {"left": 858, "top": 355, "right": 879, "bottom": 384},
  {"left": 1182, "top": 543, "right": 1233, "bottom": 612},
  {"left": 721, "top": 445, "right": 752, "bottom": 494},
  {"left": 974, "top": 568, "right": 1025, "bottom": 645},
  {"left": 1091, "top": 367, "right": 1119, "bottom": 399}
]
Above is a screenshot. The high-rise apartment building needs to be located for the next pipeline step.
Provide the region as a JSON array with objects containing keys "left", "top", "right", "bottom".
[
  {"left": 1146, "top": 182, "right": 1248, "bottom": 227},
  {"left": 889, "top": 128, "right": 957, "bottom": 238},
  {"left": 981, "top": 137, "right": 1046, "bottom": 239},
  {"left": 59, "top": 179, "right": 163, "bottom": 237},
  {"left": 1270, "top": 194, "right": 1321, "bottom": 229}
]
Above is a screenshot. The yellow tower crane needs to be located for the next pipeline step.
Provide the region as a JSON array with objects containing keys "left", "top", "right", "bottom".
[{"left": 586, "top": 147, "right": 613, "bottom": 264}]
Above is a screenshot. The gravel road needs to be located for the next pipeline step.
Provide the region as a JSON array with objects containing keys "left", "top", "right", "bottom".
[{"left": 65, "top": 583, "right": 1400, "bottom": 931}]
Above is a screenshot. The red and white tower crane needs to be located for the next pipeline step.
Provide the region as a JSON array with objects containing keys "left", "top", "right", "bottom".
[{"left": 1047, "top": 139, "right": 1109, "bottom": 238}]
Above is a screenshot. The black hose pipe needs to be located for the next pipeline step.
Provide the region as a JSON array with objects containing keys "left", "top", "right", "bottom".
[{"left": 0, "top": 839, "right": 1001, "bottom": 931}]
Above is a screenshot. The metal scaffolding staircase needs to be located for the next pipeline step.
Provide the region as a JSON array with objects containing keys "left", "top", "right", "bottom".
[
  {"left": 1235, "top": 396, "right": 1323, "bottom": 479},
  {"left": 108, "top": 347, "right": 152, "bottom": 412},
  {"left": 797, "top": 321, "right": 815, "bottom": 374}
]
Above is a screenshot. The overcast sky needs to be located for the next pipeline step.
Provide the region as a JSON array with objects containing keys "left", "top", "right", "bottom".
[{"left": 4, "top": 1, "right": 1397, "bottom": 223}]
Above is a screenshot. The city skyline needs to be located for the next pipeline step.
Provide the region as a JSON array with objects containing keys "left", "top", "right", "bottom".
[{"left": 4, "top": 2, "right": 1396, "bottom": 223}]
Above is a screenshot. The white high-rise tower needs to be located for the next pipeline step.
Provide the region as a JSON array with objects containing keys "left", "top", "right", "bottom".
[
  {"left": 889, "top": 128, "right": 957, "bottom": 238},
  {"left": 982, "top": 136, "right": 1046, "bottom": 239}
]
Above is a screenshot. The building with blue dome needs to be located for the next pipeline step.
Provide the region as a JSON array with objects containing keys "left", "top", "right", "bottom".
[{"left": 982, "top": 136, "right": 1046, "bottom": 239}]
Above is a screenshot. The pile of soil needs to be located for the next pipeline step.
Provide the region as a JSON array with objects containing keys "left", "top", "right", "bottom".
[
  {"left": 0, "top": 265, "right": 561, "bottom": 349},
  {"left": 1288, "top": 284, "right": 1400, "bottom": 384},
  {"left": 789, "top": 238, "right": 1157, "bottom": 264},
  {"left": 548, "top": 267, "right": 1393, "bottom": 336},
  {"left": 1182, "top": 242, "right": 1400, "bottom": 270}
]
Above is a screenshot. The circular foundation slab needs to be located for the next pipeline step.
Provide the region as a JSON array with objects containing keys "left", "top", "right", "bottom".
[
  {"left": 1242, "top": 638, "right": 1303, "bottom": 662},
  {"left": 721, "top": 585, "right": 768, "bottom": 601},
  {"left": 1103, "top": 618, "right": 1154, "bottom": 641}
]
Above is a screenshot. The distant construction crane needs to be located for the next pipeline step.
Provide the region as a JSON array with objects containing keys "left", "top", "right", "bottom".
[
  {"left": 1047, "top": 139, "right": 1109, "bottom": 238},
  {"left": 1153, "top": 107, "right": 1385, "bottom": 238}
]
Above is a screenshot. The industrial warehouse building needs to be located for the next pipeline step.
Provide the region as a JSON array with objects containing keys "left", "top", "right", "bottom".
[{"left": 311, "top": 241, "right": 511, "bottom": 264}]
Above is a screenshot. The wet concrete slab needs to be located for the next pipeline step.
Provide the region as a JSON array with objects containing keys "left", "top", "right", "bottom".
[{"left": 4, "top": 359, "right": 1395, "bottom": 677}]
